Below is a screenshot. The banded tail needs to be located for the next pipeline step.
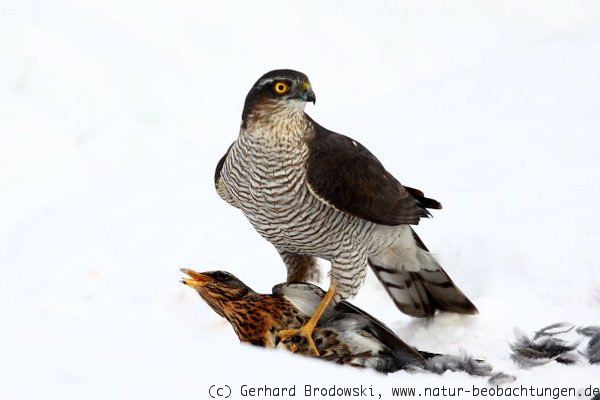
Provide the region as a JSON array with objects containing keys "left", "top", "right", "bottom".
[{"left": 369, "top": 228, "right": 478, "bottom": 318}]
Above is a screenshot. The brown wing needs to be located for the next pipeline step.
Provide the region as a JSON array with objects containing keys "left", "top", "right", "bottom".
[
  {"left": 304, "top": 118, "right": 440, "bottom": 226},
  {"left": 214, "top": 143, "right": 234, "bottom": 185},
  {"left": 214, "top": 143, "right": 238, "bottom": 207}
]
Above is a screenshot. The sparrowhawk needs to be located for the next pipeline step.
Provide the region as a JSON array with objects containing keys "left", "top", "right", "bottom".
[{"left": 214, "top": 69, "right": 477, "bottom": 353}]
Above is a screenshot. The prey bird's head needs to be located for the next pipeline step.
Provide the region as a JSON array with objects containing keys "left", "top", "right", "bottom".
[
  {"left": 181, "top": 268, "right": 253, "bottom": 318},
  {"left": 242, "top": 69, "right": 315, "bottom": 126}
]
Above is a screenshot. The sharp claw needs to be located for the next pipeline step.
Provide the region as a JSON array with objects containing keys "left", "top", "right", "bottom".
[{"left": 277, "top": 328, "right": 320, "bottom": 356}]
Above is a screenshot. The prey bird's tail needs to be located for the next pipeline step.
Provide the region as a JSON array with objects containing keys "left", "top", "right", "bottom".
[{"left": 369, "top": 228, "right": 478, "bottom": 318}]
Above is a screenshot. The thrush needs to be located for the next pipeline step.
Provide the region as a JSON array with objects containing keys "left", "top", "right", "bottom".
[
  {"left": 181, "top": 268, "right": 425, "bottom": 372},
  {"left": 214, "top": 69, "right": 477, "bottom": 353}
]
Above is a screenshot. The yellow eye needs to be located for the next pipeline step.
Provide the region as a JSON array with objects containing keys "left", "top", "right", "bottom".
[{"left": 274, "top": 82, "right": 289, "bottom": 94}]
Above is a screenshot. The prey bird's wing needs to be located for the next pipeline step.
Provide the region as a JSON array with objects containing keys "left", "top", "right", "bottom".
[
  {"left": 335, "top": 299, "right": 426, "bottom": 368},
  {"left": 304, "top": 117, "right": 441, "bottom": 226},
  {"left": 273, "top": 282, "right": 425, "bottom": 368},
  {"left": 272, "top": 282, "right": 336, "bottom": 320}
]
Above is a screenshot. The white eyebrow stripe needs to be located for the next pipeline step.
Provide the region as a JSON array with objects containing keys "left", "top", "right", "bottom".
[{"left": 256, "top": 77, "right": 295, "bottom": 88}]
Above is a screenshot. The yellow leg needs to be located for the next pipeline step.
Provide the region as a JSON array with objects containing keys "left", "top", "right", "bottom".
[{"left": 278, "top": 282, "right": 337, "bottom": 356}]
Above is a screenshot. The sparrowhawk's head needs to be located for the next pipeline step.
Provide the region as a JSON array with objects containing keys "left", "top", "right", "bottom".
[
  {"left": 242, "top": 69, "right": 315, "bottom": 125},
  {"left": 181, "top": 268, "right": 252, "bottom": 318}
]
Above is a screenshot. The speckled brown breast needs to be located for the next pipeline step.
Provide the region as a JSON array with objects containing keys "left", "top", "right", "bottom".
[{"left": 223, "top": 293, "right": 307, "bottom": 347}]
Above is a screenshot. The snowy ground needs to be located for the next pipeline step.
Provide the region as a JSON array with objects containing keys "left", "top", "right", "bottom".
[{"left": 1, "top": 1, "right": 600, "bottom": 399}]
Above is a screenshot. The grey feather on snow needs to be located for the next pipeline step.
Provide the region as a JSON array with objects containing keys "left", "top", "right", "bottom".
[
  {"left": 588, "top": 331, "right": 600, "bottom": 364},
  {"left": 577, "top": 326, "right": 600, "bottom": 365},
  {"left": 422, "top": 349, "right": 515, "bottom": 385},
  {"left": 509, "top": 323, "right": 581, "bottom": 368}
]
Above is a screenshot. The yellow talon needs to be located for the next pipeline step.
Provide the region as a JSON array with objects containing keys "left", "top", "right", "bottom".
[
  {"left": 277, "top": 281, "right": 338, "bottom": 357},
  {"left": 278, "top": 327, "right": 320, "bottom": 356}
]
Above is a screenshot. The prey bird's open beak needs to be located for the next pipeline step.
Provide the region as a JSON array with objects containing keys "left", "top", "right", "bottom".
[
  {"left": 180, "top": 268, "right": 211, "bottom": 287},
  {"left": 301, "top": 82, "right": 316, "bottom": 104}
]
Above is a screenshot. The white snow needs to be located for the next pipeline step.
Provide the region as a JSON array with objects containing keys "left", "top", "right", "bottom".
[{"left": 1, "top": 1, "right": 600, "bottom": 399}]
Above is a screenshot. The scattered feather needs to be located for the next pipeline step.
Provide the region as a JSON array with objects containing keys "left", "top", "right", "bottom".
[
  {"left": 425, "top": 351, "right": 491, "bottom": 376},
  {"left": 577, "top": 326, "right": 600, "bottom": 338},
  {"left": 587, "top": 330, "right": 600, "bottom": 364},
  {"left": 576, "top": 326, "right": 600, "bottom": 364},
  {"left": 488, "top": 372, "right": 517, "bottom": 385},
  {"left": 533, "top": 322, "right": 574, "bottom": 340},
  {"left": 423, "top": 348, "right": 515, "bottom": 384},
  {"left": 509, "top": 325, "right": 580, "bottom": 368}
]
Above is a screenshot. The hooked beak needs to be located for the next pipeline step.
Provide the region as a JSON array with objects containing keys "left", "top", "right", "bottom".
[
  {"left": 180, "top": 268, "right": 212, "bottom": 288},
  {"left": 300, "top": 82, "right": 316, "bottom": 104}
]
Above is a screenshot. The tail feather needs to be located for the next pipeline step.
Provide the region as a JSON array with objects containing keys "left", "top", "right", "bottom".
[
  {"left": 369, "top": 229, "right": 478, "bottom": 318},
  {"left": 405, "top": 186, "right": 442, "bottom": 210}
]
